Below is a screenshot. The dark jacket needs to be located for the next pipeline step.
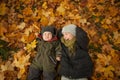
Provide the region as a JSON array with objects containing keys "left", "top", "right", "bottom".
[
  {"left": 59, "top": 27, "right": 93, "bottom": 79},
  {"left": 31, "top": 35, "right": 62, "bottom": 72}
]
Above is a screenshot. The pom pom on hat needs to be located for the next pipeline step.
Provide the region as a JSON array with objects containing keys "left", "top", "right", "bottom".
[{"left": 62, "top": 24, "right": 76, "bottom": 36}]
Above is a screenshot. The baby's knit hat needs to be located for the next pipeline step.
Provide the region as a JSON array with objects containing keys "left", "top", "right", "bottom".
[
  {"left": 41, "top": 26, "right": 56, "bottom": 35},
  {"left": 62, "top": 24, "right": 76, "bottom": 36}
]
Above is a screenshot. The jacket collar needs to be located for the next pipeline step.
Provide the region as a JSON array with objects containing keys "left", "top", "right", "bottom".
[{"left": 38, "top": 34, "right": 58, "bottom": 42}]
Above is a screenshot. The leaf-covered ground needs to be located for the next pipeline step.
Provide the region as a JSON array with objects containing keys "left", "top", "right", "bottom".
[{"left": 0, "top": 0, "right": 120, "bottom": 80}]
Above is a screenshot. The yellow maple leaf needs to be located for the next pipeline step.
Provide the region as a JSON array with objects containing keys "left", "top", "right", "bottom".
[
  {"left": 12, "top": 50, "right": 30, "bottom": 67},
  {"left": 87, "top": 0, "right": 95, "bottom": 8},
  {"left": 18, "top": 68, "right": 25, "bottom": 79},
  {"left": 22, "top": 7, "right": 33, "bottom": 16},
  {"left": 1, "top": 61, "right": 14, "bottom": 72},
  {"left": 20, "top": 25, "right": 37, "bottom": 43},
  {"left": 42, "top": 9, "right": 51, "bottom": 17},
  {"left": 8, "top": 24, "right": 18, "bottom": 32},
  {"left": 42, "top": 2, "right": 48, "bottom": 9},
  {"left": 0, "top": 72, "right": 5, "bottom": 80},
  {"left": 102, "top": 44, "right": 112, "bottom": 52},
  {"left": 102, "top": 66, "right": 115, "bottom": 78},
  {"left": 97, "top": 5, "right": 104, "bottom": 12},
  {"left": 48, "top": 13, "right": 56, "bottom": 25},
  {"left": 97, "top": 54, "right": 111, "bottom": 66},
  {"left": 88, "top": 28, "right": 97, "bottom": 37},
  {"left": 12, "top": 50, "right": 31, "bottom": 78},
  {"left": 102, "top": 24, "right": 109, "bottom": 29},
  {"left": 48, "top": 16, "right": 56, "bottom": 25},
  {"left": 109, "top": 6, "right": 118, "bottom": 17},
  {"left": 105, "top": 19, "right": 111, "bottom": 24},
  {"left": 28, "top": 33, "right": 36, "bottom": 43},
  {"left": 79, "top": 18, "right": 87, "bottom": 26},
  {"left": 0, "top": 3, "right": 8, "bottom": 15},
  {"left": 40, "top": 16, "right": 49, "bottom": 26},
  {"left": 101, "top": 34, "right": 107, "bottom": 42},
  {"left": 113, "top": 31, "right": 120, "bottom": 44},
  {"left": 41, "top": 8, "right": 56, "bottom": 25},
  {"left": 24, "top": 39, "right": 37, "bottom": 52},
  {"left": 17, "top": 22, "right": 26, "bottom": 30},
  {"left": 0, "top": 23, "right": 7, "bottom": 36},
  {"left": 21, "top": 33, "right": 36, "bottom": 43},
  {"left": 32, "top": 24, "right": 40, "bottom": 30},
  {"left": 17, "top": 13, "right": 24, "bottom": 18},
  {"left": 56, "top": 2, "right": 66, "bottom": 16},
  {"left": 24, "top": 27, "right": 33, "bottom": 36},
  {"left": 68, "top": 13, "right": 81, "bottom": 20}
]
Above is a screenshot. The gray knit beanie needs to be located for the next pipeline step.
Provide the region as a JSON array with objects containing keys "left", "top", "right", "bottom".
[{"left": 62, "top": 24, "right": 76, "bottom": 36}]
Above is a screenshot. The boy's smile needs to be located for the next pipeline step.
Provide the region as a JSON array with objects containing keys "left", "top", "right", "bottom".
[{"left": 42, "top": 31, "right": 52, "bottom": 41}]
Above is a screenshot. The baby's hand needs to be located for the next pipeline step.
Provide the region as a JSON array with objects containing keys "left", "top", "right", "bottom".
[{"left": 56, "top": 56, "right": 61, "bottom": 61}]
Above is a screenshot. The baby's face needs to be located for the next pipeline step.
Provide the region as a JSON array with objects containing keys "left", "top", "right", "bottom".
[
  {"left": 62, "top": 32, "right": 74, "bottom": 40},
  {"left": 42, "top": 31, "right": 52, "bottom": 41}
]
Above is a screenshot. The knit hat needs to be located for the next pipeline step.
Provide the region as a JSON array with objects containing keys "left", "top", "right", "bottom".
[
  {"left": 41, "top": 26, "right": 56, "bottom": 35},
  {"left": 62, "top": 24, "right": 76, "bottom": 36}
]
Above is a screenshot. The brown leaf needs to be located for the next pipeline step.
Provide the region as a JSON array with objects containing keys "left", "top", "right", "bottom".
[
  {"left": 0, "top": 72, "right": 5, "bottom": 80},
  {"left": 0, "top": 3, "right": 8, "bottom": 15},
  {"left": 0, "top": 23, "right": 7, "bottom": 36},
  {"left": 40, "top": 16, "right": 49, "bottom": 26}
]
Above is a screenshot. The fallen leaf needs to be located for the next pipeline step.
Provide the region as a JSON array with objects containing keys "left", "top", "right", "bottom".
[
  {"left": 109, "top": 6, "right": 118, "bottom": 17},
  {"left": 0, "top": 72, "right": 5, "bottom": 80},
  {"left": 12, "top": 50, "right": 31, "bottom": 78},
  {"left": 22, "top": 7, "right": 33, "bottom": 16},
  {"left": 24, "top": 40, "right": 37, "bottom": 52},
  {"left": 0, "top": 23, "right": 7, "bottom": 37},
  {"left": 56, "top": 2, "right": 66, "bottom": 16},
  {"left": 17, "top": 22, "right": 26, "bottom": 30},
  {"left": 42, "top": 2, "right": 48, "bottom": 9},
  {"left": 113, "top": 31, "right": 120, "bottom": 44},
  {"left": 40, "top": 16, "right": 49, "bottom": 26},
  {"left": 97, "top": 54, "right": 111, "bottom": 66},
  {"left": 0, "top": 3, "right": 8, "bottom": 15},
  {"left": 1, "top": 61, "right": 14, "bottom": 72}
]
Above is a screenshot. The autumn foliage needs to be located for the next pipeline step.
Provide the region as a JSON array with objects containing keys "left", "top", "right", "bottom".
[{"left": 0, "top": 0, "right": 120, "bottom": 80}]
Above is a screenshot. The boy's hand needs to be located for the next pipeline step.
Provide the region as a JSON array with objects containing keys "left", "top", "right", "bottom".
[{"left": 56, "top": 56, "right": 61, "bottom": 61}]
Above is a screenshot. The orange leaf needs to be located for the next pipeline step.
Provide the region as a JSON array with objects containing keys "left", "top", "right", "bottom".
[
  {"left": 22, "top": 7, "right": 33, "bottom": 16},
  {"left": 42, "top": 2, "right": 48, "bottom": 9},
  {"left": 101, "top": 34, "right": 107, "bottom": 42},
  {"left": 0, "top": 3, "right": 8, "bottom": 15},
  {"left": 1, "top": 61, "right": 14, "bottom": 72},
  {"left": 40, "top": 16, "right": 49, "bottom": 26},
  {"left": 0, "top": 23, "right": 7, "bottom": 36},
  {"left": 109, "top": 6, "right": 118, "bottom": 17},
  {"left": 12, "top": 49, "right": 31, "bottom": 78},
  {"left": 8, "top": 24, "right": 18, "bottom": 32},
  {"left": 17, "top": 22, "right": 26, "bottom": 30},
  {"left": 27, "top": 33, "right": 36, "bottom": 43},
  {"left": 113, "top": 31, "right": 120, "bottom": 44},
  {"left": 56, "top": 2, "right": 66, "bottom": 16},
  {"left": 0, "top": 72, "right": 5, "bottom": 80}
]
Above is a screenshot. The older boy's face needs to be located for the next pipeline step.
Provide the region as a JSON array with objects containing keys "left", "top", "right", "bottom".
[
  {"left": 42, "top": 31, "right": 52, "bottom": 41},
  {"left": 63, "top": 32, "right": 74, "bottom": 40}
]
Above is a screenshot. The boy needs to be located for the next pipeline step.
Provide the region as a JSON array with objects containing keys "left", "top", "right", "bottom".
[
  {"left": 59, "top": 24, "right": 93, "bottom": 80},
  {"left": 27, "top": 26, "right": 61, "bottom": 80}
]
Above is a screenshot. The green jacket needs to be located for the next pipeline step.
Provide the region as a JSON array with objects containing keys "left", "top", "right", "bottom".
[{"left": 31, "top": 36, "right": 61, "bottom": 72}]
